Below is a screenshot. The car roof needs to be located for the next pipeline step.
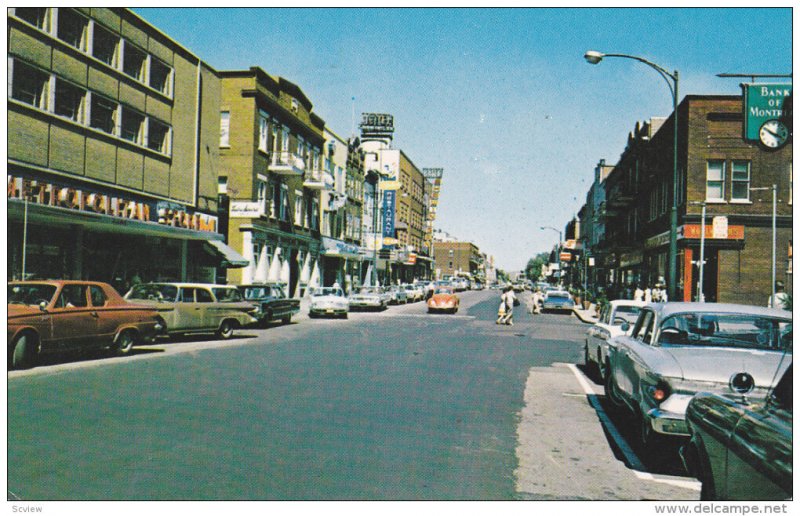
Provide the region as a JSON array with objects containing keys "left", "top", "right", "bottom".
[
  {"left": 140, "top": 282, "right": 235, "bottom": 289},
  {"left": 645, "top": 302, "right": 791, "bottom": 319},
  {"left": 609, "top": 300, "right": 647, "bottom": 307},
  {"left": 9, "top": 280, "right": 111, "bottom": 286}
]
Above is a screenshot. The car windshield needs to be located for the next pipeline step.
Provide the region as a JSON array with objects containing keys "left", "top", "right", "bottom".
[
  {"left": 357, "top": 288, "right": 380, "bottom": 295},
  {"left": 127, "top": 284, "right": 178, "bottom": 302},
  {"left": 213, "top": 288, "right": 243, "bottom": 302},
  {"left": 314, "top": 288, "right": 343, "bottom": 297},
  {"left": 434, "top": 288, "right": 453, "bottom": 295},
  {"left": 547, "top": 294, "right": 570, "bottom": 302},
  {"left": 242, "top": 286, "right": 284, "bottom": 299},
  {"left": 8, "top": 284, "right": 58, "bottom": 305},
  {"left": 659, "top": 313, "right": 792, "bottom": 351},
  {"left": 613, "top": 305, "right": 641, "bottom": 325}
]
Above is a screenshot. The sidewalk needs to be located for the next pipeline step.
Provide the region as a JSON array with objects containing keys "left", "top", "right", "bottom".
[{"left": 572, "top": 306, "right": 598, "bottom": 324}]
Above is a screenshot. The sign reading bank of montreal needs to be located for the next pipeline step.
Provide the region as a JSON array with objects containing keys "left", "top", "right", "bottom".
[{"left": 742, "top": 83, "right": 793, "bottom": 141}]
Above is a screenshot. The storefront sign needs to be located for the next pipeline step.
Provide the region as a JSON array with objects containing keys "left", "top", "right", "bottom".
[
  {"left": 382, "top": 190, "right": 396, "bottom": 248},
  {"left": 619, "top": 251, "right": 643, "bottom": 268},
  {"left": 406, "top": 253, "right": 417, "bottom": 265},
  {"left": 230, "top": 201, "right": 262, "bottom": 218},
  {"left": 321, "top": 237, "right": 360, "bottom": 257},
  {"left": 360, "top": 113, "right": 395, "bottom": 133},
  {"left": 8, "top": 175, "right": 218, "bottom": 233},
  {"left": 683, "top": 224, "right": 744, "bottom": 240},
  {"left": 644, "top": 229, "right": 679, "bottom": 249},
  {"left": 559, "top": 252, "right": 572, "bottom": 262},
  {"left": 712, "top": 216, "right": 728, "bottom": 239},
  {"left": 742, "top": 83, "right": 792, "bottom": 141}
]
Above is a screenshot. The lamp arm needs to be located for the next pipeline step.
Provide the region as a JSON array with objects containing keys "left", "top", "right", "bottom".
[{"left": 602, "top": 53, "right": 678, "bottom": 100}]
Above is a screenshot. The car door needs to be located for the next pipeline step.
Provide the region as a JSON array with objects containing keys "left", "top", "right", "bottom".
[
  {"left": 90, "top": 284, "right": 119, "bottom": 344},
  {"left": 614, "top": 309, "right": 655, "bottom": 401},
  {"left": 194, "top": 287, "right": 216, "bottom": 329},
  {"left": 48, "top": 284, "right": 98, "bottom": 351},
  {"left": 174, "top": 287, "right": 201, "bottom": 332}
]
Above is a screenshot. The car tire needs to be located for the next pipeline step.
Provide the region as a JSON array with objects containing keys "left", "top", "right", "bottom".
[
  {"left": 342, "top": 313, "right": 348, "bottom": 319},
  {"left": 217, "top": 320, "right": 235, "bottom": 340},
  {"left": 281, "top": 315, "right": 291, "bottom": 325},
  {"left": 113, "top": 329, "right": 137, "bottom": 356},
  {"left": 10, "top": 333, "right": 37, "bottom": 370}
]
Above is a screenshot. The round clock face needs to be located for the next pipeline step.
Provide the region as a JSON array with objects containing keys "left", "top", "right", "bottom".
[{"left": 759, "top": 120, "right": 789, "bottom": 149}]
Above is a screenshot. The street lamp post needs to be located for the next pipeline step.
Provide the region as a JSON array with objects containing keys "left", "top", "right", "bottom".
[
  {"left": 751, "top": 185, "right": 777, "bottom": 305},
  {"left": 541, "top": 226, "right": 563, "bottom": 286},
  {"left": 689, "top": 201, "right": 706, "bottom": 302},
  {"left": 584, "top": 50, "right": 680, "bottom": 301}
]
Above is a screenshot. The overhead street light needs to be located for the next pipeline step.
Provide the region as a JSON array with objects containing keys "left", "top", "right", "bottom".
[
  {"left": 541, "top": 226, "right": 563, "bottom": 286},
  {"left": 584, "top": 50, "right": 680, "bottom": 301}
]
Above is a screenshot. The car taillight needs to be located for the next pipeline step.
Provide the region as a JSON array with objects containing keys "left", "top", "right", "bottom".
[{"left": 648, "top": 381, "right": 671, "bottom": 403}]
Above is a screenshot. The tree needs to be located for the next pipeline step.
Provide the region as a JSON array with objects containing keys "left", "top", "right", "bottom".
[{"left": 525, "top": 252, "right": 550, "bottom": 281}]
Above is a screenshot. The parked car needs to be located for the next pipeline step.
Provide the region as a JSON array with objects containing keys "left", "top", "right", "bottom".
[
  {"left": 681, "top": 363, "right": 792, "bottom": 500},
  {"left": 238, "top": 283, "right": 300, "bottom": 326},
  {"left": 605, "top": 302, "right": 792, "bottom": 447},
  {"left": 348, "top": 287, "right": 389, "bottom": 311},
  {"left": 8, "top": 280, "right": 165, "bottom": 369},
  {"left": 541, "top": 290, "right": 575, "bottom": 313},
  {"left": 309, "top": 287, "right": 349, "bottom": 318},
  {"left": 387, "top": 285, "right": 408, "bottom": 305},
  {"left": 404, "top": 283, "right": 424, "bottom": 302},
  {"left": 427, "top": 286, "right": 460, "bottom": 314},
  {"left": 125, "top": 283, "right": 257, "bottom": 339},
  {"left": 584, "top": 300, "right": 646, "bottom": 379}
]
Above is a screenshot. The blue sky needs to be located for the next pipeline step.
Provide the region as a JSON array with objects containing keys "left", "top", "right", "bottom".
[{"left": 136, "top": 7, "right": 792, "bottom": 271}]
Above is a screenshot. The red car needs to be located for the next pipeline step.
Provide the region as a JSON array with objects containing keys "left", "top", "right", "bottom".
[
  {"left": 427, "top": 287, "right": 460, "bottom": 314},
  {"left": 8, "top": 280, "right": 165, "bottom": 369}
]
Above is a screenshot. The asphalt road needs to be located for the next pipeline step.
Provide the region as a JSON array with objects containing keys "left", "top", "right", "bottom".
[{"left": 7, "top": 290, "right": 700, "bottom": 501}]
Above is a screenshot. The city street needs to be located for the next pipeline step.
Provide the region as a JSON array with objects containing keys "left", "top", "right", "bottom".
[{"left": 8, "top": 290, "right": 699, "bottom": 501}]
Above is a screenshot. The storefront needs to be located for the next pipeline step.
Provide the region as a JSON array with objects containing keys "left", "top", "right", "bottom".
[
  {"left": 8, "top": 174, "right": 247, "bottom": 290},
  {"left": 320, "top": 237, "right": 362, "bottom": 293}
]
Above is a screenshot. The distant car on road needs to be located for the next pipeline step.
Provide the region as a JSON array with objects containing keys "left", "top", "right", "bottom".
[
  {"left": 238, "top": 283, "right": 300, "bottom": 326},
  {"left": 584, "top": 300, "right": 646, "bottom": 379},
  {"left": 309, "top": 287, "right": 349, "bottom": 318},
  {"left": 387, "top": 285, "right": 408, "bottom": 305},
  {"left": 605, "top": 302, "right": 792, "bottom": 447},
  {"left": 681, "top": 364, "right": 792, "bottom": 500},
  {"left": 125, "top": 283, "right": 257, "bottom": 339},
  {"left": 427, "top": 287, "right": 460, "bottom": 314},
  {"left": 8, "top": 280, "right": 164, "bottom": 369},
  {"left": 348, "top": 287, "right": 389, "bottom": 311},
  {"left": 541, "top": 291, "right": 575, "bottom": 313}
]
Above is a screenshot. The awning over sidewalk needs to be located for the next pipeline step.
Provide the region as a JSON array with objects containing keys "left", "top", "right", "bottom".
[{"left": 204, "top": 239, "right": 250, "bottom": 268}]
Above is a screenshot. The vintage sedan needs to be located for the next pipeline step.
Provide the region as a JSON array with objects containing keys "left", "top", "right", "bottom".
[
  {"left": 605, "top": 303, "right": 792, "bottom": 446},
  {"left": 8, "top": 280, "right": 165, "bottom": 369},
  {"left": 348, "top": 287, "right": 389, "bottom": 311},
  {"left": 309, "top": 287, "right": 349, "bottom": 318},
  {"left": 238, "top": 283, "right": 300, "bottom": 326},
  {"left": 427, "top": 287, "right": 460, "bottom": 314},
  {"left": 403, "top": 284, "right": 424, "bottom": 302},
  {"left": 584, "top": 300, "right": 646, "bottom": 379},
  {"left": 125, "top": 283, "right": 257, "bottom": 339},
  {"left": 541, "top": 290, "right": 575, "bottom": 313},
  {"left": 387, "top": 285, "right": 408, "bottom": 305},
  {"left": 680, "top": 364, "right": 792, "bottom": 500}
]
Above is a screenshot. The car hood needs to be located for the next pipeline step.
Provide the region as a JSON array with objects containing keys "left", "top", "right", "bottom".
[
  {"left": 665, "top": 346, "right": 788, "bottom": 385},
  {"left": 429, "top": 294, "right": 456, "bottom": 303}
]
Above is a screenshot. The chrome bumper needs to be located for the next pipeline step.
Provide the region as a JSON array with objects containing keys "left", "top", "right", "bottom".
[{"left": 646, "top": 408, "right": 691, "bottom": 436}]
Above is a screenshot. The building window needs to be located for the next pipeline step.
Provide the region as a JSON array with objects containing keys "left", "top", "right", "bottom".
[
  {"left": 296, "top": 137, "right": 305, "bottom": 160},
  {"left": 92, "top": 23, "right": 119, "bottom": 67},
  {"left": 281, "top": 127, "right": 290, "bottom": 152},
  {"left": 10, "top": 61, "right": 50, "bottom": 110},
  {"left": 15, "top": 7, "right": 50, "bottom": 30},
  {"left": 311, "top": 197, "right": 319, "bottom": 231},
  {"left": 219, "top": 111, "right": 230, "bottom": 147},
  {"left": 257, "top": 180, "right": 268, "bottom": 216},
  {"left": 279, "top": 183, "right": 289, "bottom": 221},
  {"left": 122, "top": 43, "right": 147, "bottom": 81},
  {"left": 90, "top": 93, "right": 117, "bottom": 134},
  {"left": 147, "top": 118, "right": 171, "bottom": 154},
  {"left": 56, "top": 8, "right": 89, "bottom": 51},
  {"left": 291, "top": 98, "right": 299, "bottom": 112},
  {"left": 706, "top": 160, "right": 726, "bottom": 201},
  {"left": 120, "top": 107, "right": 145, "bottom": 144},
  {"left": 731, "top": 161, "right": 751, "bottom": 201},
  {"left": 258, "top": 114, "right": 269, "bottom": 152},
  {"left": 294, "top": 193, "right": 304, "bottom": 227},
  {"left": 149, "top": 57, "right": 172, "bottom": 96},
  {"left": 54, "top": 78, "right": 86, "bottom": 122}
]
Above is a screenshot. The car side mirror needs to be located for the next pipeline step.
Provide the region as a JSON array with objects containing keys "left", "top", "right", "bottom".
[
  {"left": 620, "top": 322, "right": 630, "bottom": 333},
  {"left": 39, "top": 301, "right": 48, "bottom": 312}
]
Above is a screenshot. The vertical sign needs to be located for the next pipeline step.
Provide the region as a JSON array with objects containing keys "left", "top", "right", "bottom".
[{"left": 382, "top": 190, "right": 396, "bottom": 248}]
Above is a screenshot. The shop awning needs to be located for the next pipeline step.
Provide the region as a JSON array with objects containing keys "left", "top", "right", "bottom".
[
  {"left": 321, "top": 237, "right": 361, "bottom": 259},
  {"left": 204, "top": 239, "right": 250, "bottom": 268}
]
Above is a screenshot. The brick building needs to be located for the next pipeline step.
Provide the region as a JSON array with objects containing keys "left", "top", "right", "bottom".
[
  {"left": 599, "top": 95, "right": 792, "bottom": 303},
  {"left": 7, "top": 7, "right": 238, "bottom": 287},
  {"left": 433, "top": 240, "right": 482, "bottom": 279}
]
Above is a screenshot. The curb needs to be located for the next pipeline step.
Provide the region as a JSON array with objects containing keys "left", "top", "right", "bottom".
[{"left": 572, "top": 308, "right": 598, "bottom": 324}]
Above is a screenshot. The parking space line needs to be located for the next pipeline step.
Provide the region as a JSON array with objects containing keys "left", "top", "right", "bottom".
[{"left": 564, "top": 363, "right": 701, "bottom": 492}]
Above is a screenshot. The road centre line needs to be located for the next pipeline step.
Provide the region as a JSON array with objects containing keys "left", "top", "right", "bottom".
[{"left": 564, "top": 363, "right": 701, "bottom": 492}]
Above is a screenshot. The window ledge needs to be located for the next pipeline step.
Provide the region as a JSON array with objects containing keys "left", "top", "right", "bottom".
[
  {"left": 729, "top": 199, "right": 753, "bottom": 205},
  {"left": 704, "top": 199, "right": 728, "bottom": 204}
]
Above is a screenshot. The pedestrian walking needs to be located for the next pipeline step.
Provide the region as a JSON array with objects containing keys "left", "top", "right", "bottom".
[
  {"left": 644, "top": 287, "right": 652, "bottom": 303},
  {"left": 768, "top": 281, "right": 789, "bottom": 309},
  {"left": 633, "top": 285, "right": 644, "bottom": 301},
  {"left": 497, "top": 286, "right": 516, "bottom": 325}
]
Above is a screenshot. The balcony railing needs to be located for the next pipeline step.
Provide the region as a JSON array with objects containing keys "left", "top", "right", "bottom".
[
  {"left": 303, "top": 169, "right": 334, "bottom": 190},
  {"left": 269, "top": 151, "right": 305, "bottom": 176}
]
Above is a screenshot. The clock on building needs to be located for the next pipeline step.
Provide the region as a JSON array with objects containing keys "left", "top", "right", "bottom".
[{"left": 758, "top": 119, "right": 789, "bottom": 149}]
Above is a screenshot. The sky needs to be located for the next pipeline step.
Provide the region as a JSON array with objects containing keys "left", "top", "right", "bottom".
[{"left": 135, "top": 6, "right": 793, "bottom": 272}]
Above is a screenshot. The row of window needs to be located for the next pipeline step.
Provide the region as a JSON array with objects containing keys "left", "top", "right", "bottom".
[
  {"left": 9, "top": 58, "right": 172, "bottom": 155},
  {"left": 706, "top": 160, "right": 751, "bottom": 202},
  {"left": 11, "top": 8, "right": 174, "bottom": 97},
  {"left": 254, "top": 179, "right": 320, "bottom": 230}
]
